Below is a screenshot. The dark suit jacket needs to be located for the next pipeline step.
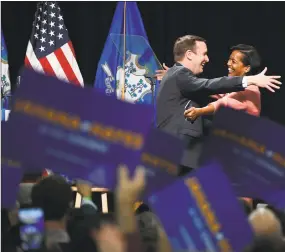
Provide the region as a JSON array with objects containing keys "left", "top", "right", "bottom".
[{"left": 156, "top": 63, "right": 245, "bottom": 169}]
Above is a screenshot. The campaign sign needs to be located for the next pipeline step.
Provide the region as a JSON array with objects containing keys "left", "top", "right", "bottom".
[
  {"left": 259, "top": 190, "right": 285, "bottom": 210},
  {"left": 148, "top": 162, "right": 253, "bottom": 252},
  {"left": 200, "top": 108, "right": 285, "bottom": 208},
  {"left": 3, "top": 69, "right": 184, "bottom": 192},
  {"left": 3, "top": 68, "right": 153, "bottom": 176},
  {"left": 47, "top": 127, "right": 183, "bottom": 193},
  {"left": 140, "top": 127, "right": 183, "bottom": 197}
]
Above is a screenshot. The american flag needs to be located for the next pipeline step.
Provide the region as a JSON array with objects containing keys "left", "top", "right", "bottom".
[{"left": 25, "top": 1, "right": 83, "bottom": 86}]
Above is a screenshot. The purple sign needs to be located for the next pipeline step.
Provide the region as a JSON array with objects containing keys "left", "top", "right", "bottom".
[
  {"left": 1, "top": 161, "right": 23, "bottom": 208},
  {"left": 148, "top": 162, "right": 253, "bottom": 252},
  {"left": 260, "top": 190, "right": 285, "bottom": 210},
  {"left": 47, "top": 127, "right": 183, "bottom": 194},
  {"left": 3, "top": 68, "right": 153, "bottom": 175},
  {"left": 3, "top": 69, "right": 184, "bottom": 193},
  {"left": 140, "top": 127, "right": 183, "bottom": 197},
  {"left": 200, "top": 108, "right": 285, "bottom": 209}
]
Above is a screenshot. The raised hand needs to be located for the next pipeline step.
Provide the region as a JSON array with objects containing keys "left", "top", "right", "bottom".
[
  {"left": 116, "top": 165, "right": 146, "bottom": 203},
  {"left": 247, "top": 67, "right": 281, "bottom": 92},
  {"left": 155, "top": 63, "right": 170, "bottom": 81}
]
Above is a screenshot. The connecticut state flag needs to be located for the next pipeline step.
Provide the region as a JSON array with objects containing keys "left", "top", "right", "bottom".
[
  {"left": 94, "top": 1, "right": 161, "bottom": 110},
  {"left": 1, "top": 29, "right": 11, "bottom": 121}
]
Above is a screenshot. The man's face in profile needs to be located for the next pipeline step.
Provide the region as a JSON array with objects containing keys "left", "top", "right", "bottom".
[{"left": 190, "top": 41, "right": 209, "bottom": 75}]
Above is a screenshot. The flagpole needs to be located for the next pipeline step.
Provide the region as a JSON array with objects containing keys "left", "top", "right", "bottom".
[{"left": 121, "top": 1, "right": 127, "bottom": 101}]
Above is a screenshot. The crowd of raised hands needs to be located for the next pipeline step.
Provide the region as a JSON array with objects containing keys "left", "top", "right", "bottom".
[{"left": 1, "top": 164, "right": 285, "bottom": 252}]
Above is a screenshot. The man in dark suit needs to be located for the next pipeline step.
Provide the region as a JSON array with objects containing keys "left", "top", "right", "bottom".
[{"left": 156, "top": 35, "right": 281, "bottom": 174}]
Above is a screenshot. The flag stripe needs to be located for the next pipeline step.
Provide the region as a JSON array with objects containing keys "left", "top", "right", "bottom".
[
  {"left": 54, "top": 47, "right": 79, "bottom": 85},
  {"left": 46, "top": 52, "right": 68, "bottom": 82},
  {"left": 68, "top": 41, "right": 75, "bottom": 57},
  {"left": 39, "top": 57, "right": 56, "bottom": 77},
  {"left": 24, "top": 56, "right": 33, "bottom": 69},
  {"left": 61, "top": 43, "right": 83, "bottom": 86},
  {"left": 25, "top": 41, "right": 44, "bottom": 73}
]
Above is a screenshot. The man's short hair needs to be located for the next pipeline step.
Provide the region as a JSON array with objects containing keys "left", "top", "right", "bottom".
[
  {"left": 230, "top": 44, "right": 261, "bottom": 75},
  {"left": 31, "top": 175, "right": 73, "bottom": 221},
  {"left": 173, "top": 35, "right": 206, "bottom": 62}
]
